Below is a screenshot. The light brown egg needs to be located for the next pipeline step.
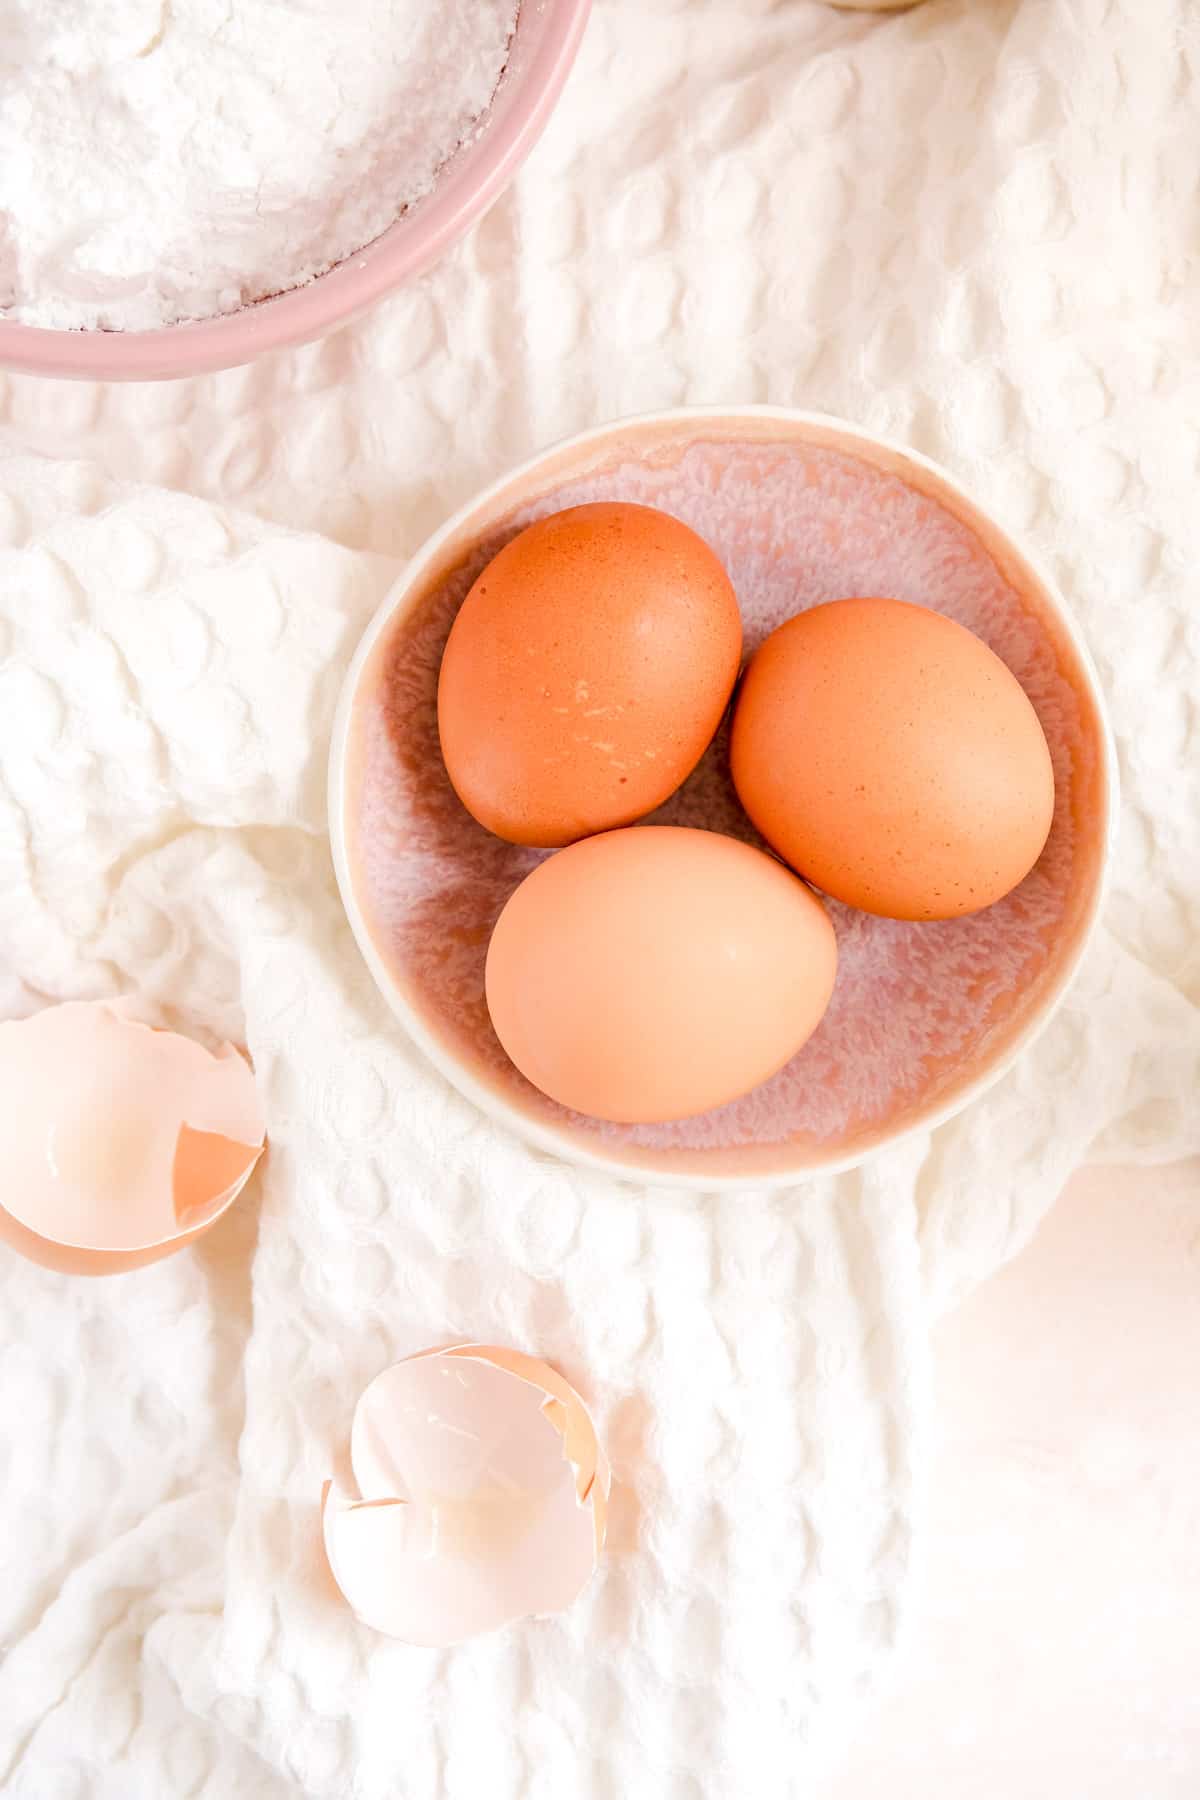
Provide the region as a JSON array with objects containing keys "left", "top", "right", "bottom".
[
  {"left": 730, "top": 597, "right": 1055, "bottom": 922},
  {"left": 437, "top": 503, "right": 742, "bottom": 847},
  {"left": 484, "top": 826, "right": 837, "bottom": 1123}
]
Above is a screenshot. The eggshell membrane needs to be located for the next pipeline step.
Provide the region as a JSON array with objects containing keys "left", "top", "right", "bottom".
[
  {"left": 0, "top": 1000, "right": 265, "bottom": 1275},
  {"left": 436, "top": 502, "right": 742, "bottom": 846},
  {"left": 323, "top": 1344, "right": 609, "bottom": 1647},
  {"left": 731, "top": 597, "right": 1056, "bottom": 921},
  {"left": 484, "top": 825, "right": 838, "bottom": 1123}
]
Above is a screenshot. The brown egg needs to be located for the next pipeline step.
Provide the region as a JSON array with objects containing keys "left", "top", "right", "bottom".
[
  {"left": 485, "top": 826, "right": 837, "bottom": 1124},
  {"left": 730, "top": 597, "right": 1055, "bottom": 921},
  {"left": 437, "top": 503, "right": 742, "bottom": 846}
]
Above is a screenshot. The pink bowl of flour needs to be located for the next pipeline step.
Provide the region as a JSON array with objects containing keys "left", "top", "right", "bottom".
[
  {"left": 0, "top": 1, "right": 590, "bottom": 383},
  {"left": 329, "top": 408, "right": 1117, "bottom": 1190}
]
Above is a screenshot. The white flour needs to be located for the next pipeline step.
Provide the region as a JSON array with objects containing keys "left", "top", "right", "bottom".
[{"left": 0, "top": 0, "right": 518, "bottom": 331}]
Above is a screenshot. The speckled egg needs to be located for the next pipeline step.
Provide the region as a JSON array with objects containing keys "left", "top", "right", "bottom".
[
  {"left": 730, "top": 596, "right": 1055, "bottom": 921},
  {"left": 437, "top": 502, "right": 742, "bottom": 846}
]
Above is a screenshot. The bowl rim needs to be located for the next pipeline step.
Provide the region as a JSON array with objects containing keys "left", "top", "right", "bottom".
[
  {"left": 328, "top": 404, "right": 1120, "bottom": 1192},
  {"left": 0, "top": 0, "right": 592, "bottom": 382}
]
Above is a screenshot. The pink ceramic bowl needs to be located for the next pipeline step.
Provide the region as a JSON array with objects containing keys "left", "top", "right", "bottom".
[
  {"left": 329, "top": 408, "right": 1117, "bottom": 1190},
  {"left": 0, "top": 2, "right": 590, "bottom": 383}
]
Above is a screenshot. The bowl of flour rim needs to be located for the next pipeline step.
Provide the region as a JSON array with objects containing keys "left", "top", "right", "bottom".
[
  {"left": 0, "top": 0, "right": 590, "bottom": 382},
  {"left": 328, "top": 406, "right": 1118, "bottom": 1191}
]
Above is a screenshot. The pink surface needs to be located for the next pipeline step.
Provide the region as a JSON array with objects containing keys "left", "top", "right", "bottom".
[
  {"left": 0, "top": 1, "right": 591, "bottom": 381},
  {"left": 824, "top": 1159, "right": 1200, "bottom": 1799},
  {"left": 340, "top": 415, "right": 1111, "bottom": 1181}
]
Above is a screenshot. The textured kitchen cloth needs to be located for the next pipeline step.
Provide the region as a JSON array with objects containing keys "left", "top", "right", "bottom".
[{"left": 1, "top": 0, "right": 1198, "bottom": 1795}]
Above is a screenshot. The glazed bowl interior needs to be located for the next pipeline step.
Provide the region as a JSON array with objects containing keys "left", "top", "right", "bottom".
[
  {"left": 330, "top": 408, "right": 1115, "bottom": 1190},
  {"left": 0, "top": 0, "right": 590, "bottom": 382}
]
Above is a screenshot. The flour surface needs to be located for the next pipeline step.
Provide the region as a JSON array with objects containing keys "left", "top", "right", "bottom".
[{"left": 0, "top": 0, "right": 517, "bottom": 330}]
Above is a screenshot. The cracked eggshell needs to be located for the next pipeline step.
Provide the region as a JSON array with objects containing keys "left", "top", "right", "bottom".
[
  {"left": 0, "top": 999, "right": 266, "bottom": 1275},
  {"left": 323, "top": 1343, "right": 609, "bottom": 1647}
]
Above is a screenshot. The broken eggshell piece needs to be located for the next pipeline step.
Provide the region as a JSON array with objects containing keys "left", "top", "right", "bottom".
[
  {"left": 323, "top": 1344, "right": 610, "bottom": 1647},
  {"left": 0, "top": 999, "right": 266, "bottom": 1275}
]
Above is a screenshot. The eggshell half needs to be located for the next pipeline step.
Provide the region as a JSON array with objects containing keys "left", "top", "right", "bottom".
[
  {"left": 484, "top": 825, "right": 838, "bottom": 1123},
  {"left": 0, "top": 999, "right": 265, "bottom": 1275},
  {"left": 437, "top": 502, "right": 742, "bottom": 846},
  {"left": 731, "top": 597, "right": 1055, "bottom": 921},
  {"left": 323, "top": 1344, "right": 609, "bottom": 1647}
]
